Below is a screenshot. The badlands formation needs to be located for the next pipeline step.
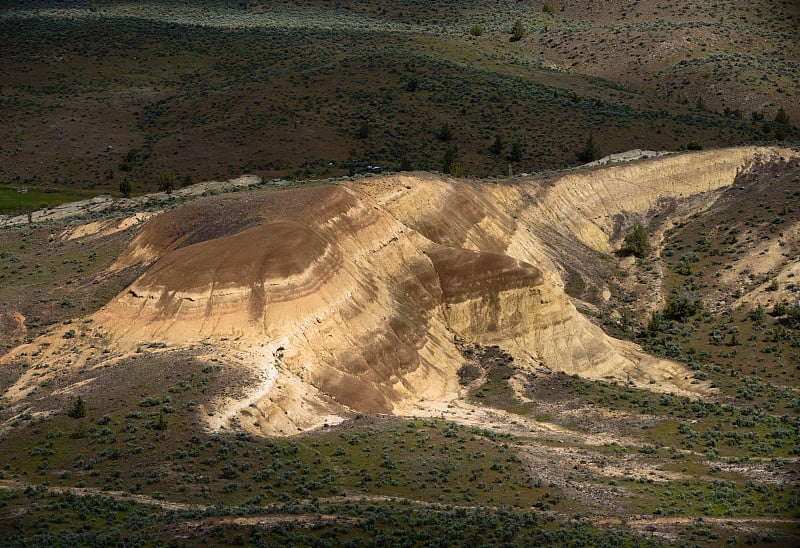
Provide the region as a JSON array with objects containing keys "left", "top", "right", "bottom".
[{"left": 3, "top": 146, "right": 798, "bottom": 436}]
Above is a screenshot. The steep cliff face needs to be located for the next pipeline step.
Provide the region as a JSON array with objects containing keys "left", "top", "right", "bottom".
[{"left": 2, "top": 146, "right": 796, "bottom": 435}]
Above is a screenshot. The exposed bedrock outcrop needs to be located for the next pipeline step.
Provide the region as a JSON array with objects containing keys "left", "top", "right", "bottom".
[{"left": 3, "top": 146, "right": 797, "bottom": 435}]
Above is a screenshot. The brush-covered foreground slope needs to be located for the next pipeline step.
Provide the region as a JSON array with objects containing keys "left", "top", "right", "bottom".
[{"left": 0, "top": 145, "right": 794, "bottom": 438}]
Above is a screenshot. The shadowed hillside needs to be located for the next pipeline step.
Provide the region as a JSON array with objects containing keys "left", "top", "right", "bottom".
[{"left": 1, "top": 0, "right": 797, "bottom": 194}]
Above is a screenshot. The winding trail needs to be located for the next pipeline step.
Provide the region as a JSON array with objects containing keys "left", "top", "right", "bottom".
[{"left": 2, "top": 476, "right": 797, "bottom": 540}]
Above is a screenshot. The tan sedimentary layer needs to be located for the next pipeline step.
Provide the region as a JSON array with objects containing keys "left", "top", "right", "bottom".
[{"left": 4, "top": 146, "right": 797, "bottom": 435}]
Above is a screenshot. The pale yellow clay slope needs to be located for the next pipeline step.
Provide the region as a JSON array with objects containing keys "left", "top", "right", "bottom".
[
  {"left": 60, "top": 211, "right": 158, "bottom": 241},
  {"left": 3, "top": 146, "right": 797, "bottom": 436},
  {"left": 526, "top": 146, "right": 796, "bottom": 254}
]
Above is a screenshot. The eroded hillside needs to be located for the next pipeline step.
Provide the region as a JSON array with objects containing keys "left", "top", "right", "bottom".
[
  {"left": 2, "top": 146, "right": 800, "bottom": 546},
  {"left": 1, "top": 146, "right": 795, "bottom": 438}
]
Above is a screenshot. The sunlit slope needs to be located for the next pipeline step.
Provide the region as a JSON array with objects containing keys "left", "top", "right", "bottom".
[{"left": 3, "top": 146, "right": 796, "bottom": 435}]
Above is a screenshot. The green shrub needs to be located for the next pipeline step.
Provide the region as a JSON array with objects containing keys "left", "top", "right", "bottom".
[
  {"left": 67, "top": 396, "right": 87, "bottom": 419},
  {"left": 663, "top": 290, "right": 703, "bottom": 321},
  {"left": 157, "top": 171, "right": 177, "bottom": 193},
  {"left": 153, "top": 411, "right": 168, "bottom": 431},
  {"left": 356, "top": 120, "right": 370, "bottom": 139},
  {"left": 576, "top": 133, "right": 600, "bottom": 162},
  {"left": 139, "top": 396, "right": 161, "bottom": 407},
  {"left": 784, "top": 304, "right": 800, "bottom": 327},
  {"left": 510, "top": 19, "right": 525, "bottom": 42},
  {"left": 119, "top": 177, "right": 132, "bottom": 198},
  {"left": 508, "top": 142, "right": 524, "bottom": 162},
  {"left": 437, "top": 122, "right": 453, "bottom": 142},
  {"left": 767, "top": 279, "right": 779, "bottom": 291},
  {"left": 488, "top": 134, "right": 505, "bottom": 155},
  {"left": 624, "top": 223, "right": 650, "bottom": 258},
  {"left": 443, "top": 146, "right": 466, "bottom": 177},
  {"left": 646, "top": 311, "right": 664, "bottom": 336},
  {"left": 748, "top": 305, "right": 765, "bottom": 324}
]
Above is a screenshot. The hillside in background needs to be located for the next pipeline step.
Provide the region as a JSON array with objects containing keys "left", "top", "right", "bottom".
[{"left": 0, "top": 0, "right": 798, "bottom": 196}]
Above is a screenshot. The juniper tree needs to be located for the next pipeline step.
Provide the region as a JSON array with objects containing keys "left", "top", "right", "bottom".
[
  {"left": 67, "top": 396, "right": 87, "bottom": 419},
  {"left": 511, "top": 19, "right": 525, "bottom": 41},
  {"left": 624, "top": 223, "right": 650, "bottom": 258}
]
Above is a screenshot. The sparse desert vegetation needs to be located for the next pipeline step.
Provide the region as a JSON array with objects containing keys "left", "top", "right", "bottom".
[
  {"left": 0, "top": 0, "right": 797, "bottom": 195},
  {"left": 1, "top": 148, "right": 799, "bottom": 545},
  {"left": 1, "top": 1, "right": 799, "bottom": 546}
]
